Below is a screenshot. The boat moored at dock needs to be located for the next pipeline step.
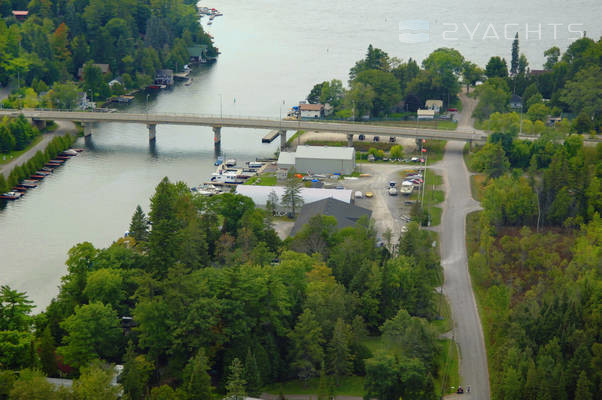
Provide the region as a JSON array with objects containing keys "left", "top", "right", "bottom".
[{"left": 0, "top": 191, "right": 24, "bottom": 200}]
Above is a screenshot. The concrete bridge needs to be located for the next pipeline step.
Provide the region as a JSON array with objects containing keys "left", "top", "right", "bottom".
[{"left": 0, "top": 109, "right": 488, "bottom": 151}]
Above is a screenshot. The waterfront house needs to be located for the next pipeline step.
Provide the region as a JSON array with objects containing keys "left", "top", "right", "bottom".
[
  {"left": 290, "top": 197, "right": 372, "bottom": 236},
  {"left": 425, "top": 99, "right": 443, "bottom": 113},
  {"left": 108, "top": 77, "right": 124, "bottom": 88},
  {"left": 417, "top": 109, "right": 435, "bottom": 120},
  {"left": 509, "top": 94, "right": 522, "bottom": 109},
  {"left": 299, "top": 103, "right": 325, "bottom": 119},
  {"left": 77, "top": 63, "right": 111, "bottom": 80},
  {"left": 11, "top": 10, "right": 28, "bottom": 20},
  {"left": 155, "top": 69, "right": 174, "bottom": 87},
  {"left": 187, "top": 45, "right": 209, "bottom": 63}
]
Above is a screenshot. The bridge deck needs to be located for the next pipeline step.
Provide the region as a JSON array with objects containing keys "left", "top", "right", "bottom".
[{"left": 0, "top": 109, "right": 487, "bottom": 142}]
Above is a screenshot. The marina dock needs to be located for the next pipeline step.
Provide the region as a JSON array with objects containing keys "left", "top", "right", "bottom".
[{"left": 262, "top": 130, "right": 281, "bottom": 143}]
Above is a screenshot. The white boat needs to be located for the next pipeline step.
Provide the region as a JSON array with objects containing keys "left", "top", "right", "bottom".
[
  {"left": 191, "top": 184, "right": 222, "bottom": 196},
  {"left": 210, "top": 171, "right": 243, "bottom": 184},
  {"left": 225, "top": 159, "right": 237, "bottom": 167},
  {"left": 0, "top": 191, "right": 24, "bottom": 200},
  {"left": 400, "top": 181, "right": 414, "bottom": 195}
]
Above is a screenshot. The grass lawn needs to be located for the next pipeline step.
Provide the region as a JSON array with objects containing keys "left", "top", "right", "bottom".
[
  {"left": 436, "top": 338, "right": 460, "bottom": 396},
  {"left": 244, "top": 174, "right": 277, "bottom": 186},
  {"left": 465, "top": 210, "right": 496, "bottom": 382},
  {"left": 470, "top": 174, "right": 487, "bottom": 202},
  {"left": 286, "top": 130, "right": 304, "bottom": 146},
  {"left": 0, "top": 136, "right": 44, "bottom": 165},
  {"left": 263, "top": 375, "right": 365, "bottom": 396},
  {"left": 428, "top": 206, "right": 442, "bottom": 226}
]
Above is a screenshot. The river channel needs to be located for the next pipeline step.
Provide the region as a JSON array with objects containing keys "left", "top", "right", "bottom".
[{"left": 0, "top": 0, "right": 600, "bottom": 308}]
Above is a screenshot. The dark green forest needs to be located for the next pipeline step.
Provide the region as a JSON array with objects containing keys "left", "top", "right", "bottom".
[
  {"left": 0, "top": 0, "right": 215, "bottom": 106},
  {"left": 467, "top": 132, "right": 602, "bottom": 400},
  {"left": 0, "top": 114, "right": 40, "bottom": 154},
  {"left": 0, "top": 177, "right": 446, "bottom": 399}
]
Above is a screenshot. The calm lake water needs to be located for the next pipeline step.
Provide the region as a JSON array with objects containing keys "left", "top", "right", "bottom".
[{"left": 1, "top": 0, "right": 600, "bottom": 309}]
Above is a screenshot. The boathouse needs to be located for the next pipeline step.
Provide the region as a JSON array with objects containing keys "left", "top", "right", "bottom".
[
  {"left": 278, "top": 145, "right": 356, "bottom": 175},
  {"left": 299, "top": 103, "right": 325, "bottom": 119}
]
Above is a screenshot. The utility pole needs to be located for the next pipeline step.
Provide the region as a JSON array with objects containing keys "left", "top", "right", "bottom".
[{"left": 219, "top": 94, "right": 223, "bottom": 120}]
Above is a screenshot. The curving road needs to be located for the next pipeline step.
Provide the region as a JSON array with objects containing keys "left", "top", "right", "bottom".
[
  {"left": 0, "top": 120, "right": 76, "bottom": 178},
  {"left": 438, "top": 88, "right": 489, "bottom": 399}
]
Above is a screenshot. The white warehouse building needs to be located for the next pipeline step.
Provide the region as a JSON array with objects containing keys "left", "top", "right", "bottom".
[{"left": 278, "top": 145, "right": 356, "bottom": 175}]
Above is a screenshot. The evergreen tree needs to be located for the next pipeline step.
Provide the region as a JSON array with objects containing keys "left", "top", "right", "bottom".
[
  {"left": 226, "top": 358, "right": 247, "bottom": 400},
  {"left": 317, "top": 361, "right": 328, "bottom": 400},
  {"left": 281, "top": 169, "right": 303, "bottom": 217},
  {"left": 182, "top": 348, "right": 215, "bottom": 400},
  {"left": 148, "top": 177, "right": 180, "bottom": 276},
  {"left": 38, "top": 325, "right": 58, "bottom": 377},
  {"left": 574, "top": 371, "right": 592, "bottom": 400},
  {"left": 289, "top": 309, "right": 325, "bottom": 383},
  {"left": 328, "top": 318, "right": 353, "bottom": 385},
  {"left": 129, "top": 205, "right": 149, "bottom": 243},
  {"left": 511, "top": 33, "right": 519, "bottom": 75},
  {"left": 121, "top": 341, "right": 153, "bottom": 400},
  {"left": 0, "top": 174, "right": 8, "bottom": 193},
  {"left": 244, "top": 348, "right": 262, "bottom": 397}
]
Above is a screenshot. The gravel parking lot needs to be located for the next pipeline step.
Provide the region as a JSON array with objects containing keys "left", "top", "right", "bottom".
[{"left": 341, "top": 163, "right": 423, "bottom": 247}]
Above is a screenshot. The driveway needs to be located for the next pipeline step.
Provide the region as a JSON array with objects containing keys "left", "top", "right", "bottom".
[{"left": 438, "top": 140, "right": 488, "bottom": 399}]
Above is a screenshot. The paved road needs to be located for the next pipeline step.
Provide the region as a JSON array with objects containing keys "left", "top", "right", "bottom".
[
  {"left": 0, "top": 120, "right": 76, "bottom": 178},
  {"left": 0, "top": 109, "right": 487, "bottom": 142},
  {"left": 437, "top": 88, "right": 489, "bottom": 399}
]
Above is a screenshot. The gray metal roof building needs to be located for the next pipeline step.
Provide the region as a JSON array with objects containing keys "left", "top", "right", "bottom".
[
  {"left": 235, "top": 185, "right": 352, "bottom": 207},
  {"left": 290, "top": 197, "right": 372, "bottom": 236},
  {"left": 280, "top": 145, "right": 356, "bottom": 175}
]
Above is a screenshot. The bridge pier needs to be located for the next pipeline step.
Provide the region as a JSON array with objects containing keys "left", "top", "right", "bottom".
[
  {"left": 212, "top": 126, "right": 222, "bottom": 151},
  {"left": 279, "top": 129, "right": 287, "bottom": 150},
  {"left": 147, "top": 124, "right": 157, "bottom": 143},
  {"left": 347, "top": 133, "right": 354, "bottom": 147},
  {"left": 82, "top": 122, "right": 93, "bottom": 137},
  {"left": 31, "top": 119, "right": 47, "bottom": 130}
]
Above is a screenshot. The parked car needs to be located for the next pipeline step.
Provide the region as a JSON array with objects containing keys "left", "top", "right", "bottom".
[
  {"left": 388, "top": 187, "right": 398, "bottom": 196},
  {"left": 389, "top": 181, "right": 396, "bottom": 187},
  {"left": 365, "top": 191, "right": 374, "bottom": 198},
  {"left": 389, "top": 136, "right": 396, "bottom": 143},
  {"left": 373, "top": 136, "right": 379, "bottom": 142},
  {"left": 411, "top": 157, "right": 420, "bottom": 162},
  {"left": 335, "top": 185, "right": 345, "bottom": 190},
  {"left": 355, "top": 191, "right": 363, "bottom": 199},
  {"left": 358, "top": 134, "right": 365, "bottom": 141}
]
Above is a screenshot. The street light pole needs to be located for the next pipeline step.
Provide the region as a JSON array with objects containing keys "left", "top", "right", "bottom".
[{"left": 219, "top": 94, "right": 222, "bottom": 120}]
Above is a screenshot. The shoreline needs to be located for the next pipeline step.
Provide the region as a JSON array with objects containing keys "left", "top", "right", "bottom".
[{"left": 0, "top": 120, "right": 79, "bottom": 179}]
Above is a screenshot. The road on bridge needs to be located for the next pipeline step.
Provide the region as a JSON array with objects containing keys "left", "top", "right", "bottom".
[{"left": 0, "top": 109, "right": 487, "bottom": 143}]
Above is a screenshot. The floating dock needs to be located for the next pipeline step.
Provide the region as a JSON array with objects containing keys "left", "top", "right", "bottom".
[{"left": 262, "top": 130, "right": 281, "bottom": 143}]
